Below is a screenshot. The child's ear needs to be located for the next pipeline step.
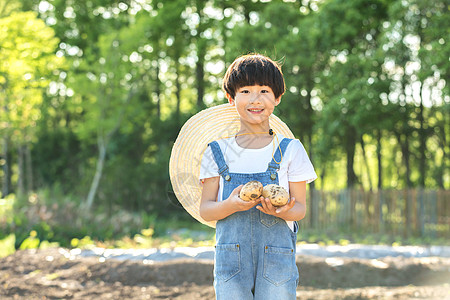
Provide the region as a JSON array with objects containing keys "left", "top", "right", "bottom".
[
  {"left": 226, "top": 93, "right": 235, "bottom": 105},
  {"left": 275, "top": 96, "right": 281, "bottom": 106}
]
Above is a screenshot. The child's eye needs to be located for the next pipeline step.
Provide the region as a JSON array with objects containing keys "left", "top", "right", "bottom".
[
  {"left": 240, "top": 90, "right": 249, "bottom": 94},
  {"left": 261, "top": 90, "right": 269, "bottom": 93}
]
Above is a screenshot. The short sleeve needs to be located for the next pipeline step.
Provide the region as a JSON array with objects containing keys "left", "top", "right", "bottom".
[
  {"left": 287, "top": 140, "right": 317, "bottom": 183},
  {"left": 199, "top": 145, "right": 220, "bottom": 181}
]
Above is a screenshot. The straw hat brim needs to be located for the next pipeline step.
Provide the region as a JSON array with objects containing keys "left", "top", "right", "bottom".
[{"left": 169, "top": 103, "right": 294, "bottom": 228}]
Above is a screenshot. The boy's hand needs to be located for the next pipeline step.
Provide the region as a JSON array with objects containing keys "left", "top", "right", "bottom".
[
  {"left": 226, "top": 185, "right": 261, "bottom": 212},
  {"left": 257, "top": 196, "right": 296, "bottom": 216}
]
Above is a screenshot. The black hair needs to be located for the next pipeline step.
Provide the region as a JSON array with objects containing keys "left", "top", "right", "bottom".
[{"left": 222, "top": 54, "right": 285, "bottom": 99}]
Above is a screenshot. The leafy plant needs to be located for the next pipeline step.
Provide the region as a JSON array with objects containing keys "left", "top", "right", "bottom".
[{"left": 0, "top": 234, "right": 15, "bottom": 258}]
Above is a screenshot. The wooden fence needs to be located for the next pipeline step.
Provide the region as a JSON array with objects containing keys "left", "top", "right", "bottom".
[{"left": 303, "top": 189, "right": 450, "bottom": 238}]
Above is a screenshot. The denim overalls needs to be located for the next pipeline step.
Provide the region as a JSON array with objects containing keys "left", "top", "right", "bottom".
[{"left": 209, "top": 138, "right": 299, "bottom": 300}]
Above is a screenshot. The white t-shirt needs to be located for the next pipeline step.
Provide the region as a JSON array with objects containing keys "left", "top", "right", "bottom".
[{"left": 199, "top": 134, "right": 317, "bottom": 231}]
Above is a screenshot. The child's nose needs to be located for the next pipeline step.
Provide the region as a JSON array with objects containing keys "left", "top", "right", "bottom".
[{"left": 250, "top": 93, "right": 262, "bottom": 103}]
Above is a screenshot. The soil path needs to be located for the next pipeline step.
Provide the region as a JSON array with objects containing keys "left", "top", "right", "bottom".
[{"left": 1, "top": 248, "right": 449, "bottom": 299}]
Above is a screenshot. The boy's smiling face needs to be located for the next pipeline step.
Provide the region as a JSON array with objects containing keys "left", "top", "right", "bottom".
[{"left": 227, "top": 85, "right": 281, "bottom": 129}]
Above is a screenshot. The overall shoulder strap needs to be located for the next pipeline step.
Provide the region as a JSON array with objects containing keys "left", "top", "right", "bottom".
[
  {"left": 208, "top": 141, "right": 230, "bottom": 177},
  {"left": 267, "top": 138, "right": 293, "bottom": 172}
]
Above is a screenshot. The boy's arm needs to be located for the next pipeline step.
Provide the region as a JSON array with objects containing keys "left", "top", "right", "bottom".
[
  {"left": 199, "top": 177, "right": 261, "bottom": 222},
  {"left": 257, "top": 181, "right": 307, "bottom": 221}
]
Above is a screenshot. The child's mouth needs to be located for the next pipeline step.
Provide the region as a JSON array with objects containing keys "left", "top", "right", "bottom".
[{"left": 248, "top": 108, "right": 264, "bottom": 114}]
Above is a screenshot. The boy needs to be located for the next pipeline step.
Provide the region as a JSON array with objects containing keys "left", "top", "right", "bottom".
[{"left": 199, "top": 54, "right": 317, "bottom": 299}]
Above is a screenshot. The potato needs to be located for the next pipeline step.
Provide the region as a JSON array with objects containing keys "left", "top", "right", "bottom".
[
  {"left": 239, "top": 181, "right": 263, "bottom": 201},
  {"left": 262, "top": 184, "right": 289, "bottom": 207}
]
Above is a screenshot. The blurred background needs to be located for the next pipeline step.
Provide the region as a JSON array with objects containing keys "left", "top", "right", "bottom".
[{"left": 0, "top": 0, "right": 448, "bottom": 254}]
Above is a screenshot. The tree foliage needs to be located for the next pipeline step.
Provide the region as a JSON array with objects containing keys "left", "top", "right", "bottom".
[{"left": 0, "top": 0, "right": 448, "bottom": 220}]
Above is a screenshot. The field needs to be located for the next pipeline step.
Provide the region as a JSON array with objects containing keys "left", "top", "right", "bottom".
[{"left": 1, "top": 248, "right": 449, "bottom": 300}]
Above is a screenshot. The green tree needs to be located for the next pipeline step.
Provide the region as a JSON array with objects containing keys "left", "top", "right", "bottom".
[
  {"left": 315, "top": 0, "right": 388, "bottom": 188},
  {"left": 381, "top": 0, "right": 448, "bottom": 188},
  {"left": 5, "top": 0, "right": 447, "bottom": 226},
  {"left": 415, "top": 0, "right": 449, "bottom": 188},
  {"left": 0, "top": 10, "right": 64, "bottom": 196},
  {"left": 73, "top": 33, "right": 139, "bottom": 208}
]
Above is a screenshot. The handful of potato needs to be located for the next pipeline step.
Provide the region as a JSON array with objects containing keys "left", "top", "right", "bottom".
[{"left": 239, "top": 181, "right": 289, "bottom": 207}]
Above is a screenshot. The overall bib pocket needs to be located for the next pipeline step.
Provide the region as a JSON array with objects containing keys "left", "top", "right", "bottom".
[
  {"left": 214, "top": 243, "right": 241, "bottom": 281},
  {"left": 263, "top": 245, "right": 295, "bottom": 286},
  {"left": 259, "top": 210, "right": 280, "bottom": 227}
]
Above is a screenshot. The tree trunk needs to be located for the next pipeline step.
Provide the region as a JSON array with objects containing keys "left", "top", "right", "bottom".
[
  {"left": 84, "top": 85, "right": 135, "bottom": 209},
  {"left": 86, "top": 136, "right": 106, "bottom": 209},
  {"left": 195, "top": 0, "right": 206, "bottom": 109},
  {"left": 320, "top": 167, "right": 326, "bottom": 190},
  {"left": 196, "top": 50, "right": 205, "bottom": 108},
  {"left": 346, "top": 147, "right": 357, "bottom": 188},
  {"left": 404, "top": 136, "right": 411, "bottom": 188},
  {"left": 360, "top": 135, "right": 373, "bottom": 191},
  {"left": 25, "top": 144, "right": 33, "bottom": 193},
  {"left": 395, "top": 132, "right": 412, "bottom": 188},
  {"left": 155, "top": 61, "right": 161, "bottom": 119},
  {"left": 346, "top": 130, "right": 358, "bottom": 188},
  {"left": 437, "top": 110, "right": 448, "bottom": 189},
  {"left": 376, "top": 129, "right": 384, "bottom": 231},
  {"left": 175, "top": 58, "right": 181, "bottom": 127},
  {"left": 220, "top": 3, "right": 229, "bottom": 64},
  {"left": 2, "top": 136, "right": 11, "bottom": 196},
  {"left": 418, "top": 83, "right": 426, "bottom": 187},
  {"left": 307, "top": 132, "right": 316, "bottom": 226},
  {"left": 376, "top": 129, "right": 382, "bottom": 189},
  {"left": 17, "top": 145, "right": 25, "bottom": 196}
]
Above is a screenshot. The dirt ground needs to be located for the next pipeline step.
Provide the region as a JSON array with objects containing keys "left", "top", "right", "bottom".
[{"left": 0, "top": 248, "right": 449, "bottom": 300}]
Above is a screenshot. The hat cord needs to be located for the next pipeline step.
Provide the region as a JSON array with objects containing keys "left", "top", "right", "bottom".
[{"left": 229, "top": 129, "right": 283, "bottom": 165}]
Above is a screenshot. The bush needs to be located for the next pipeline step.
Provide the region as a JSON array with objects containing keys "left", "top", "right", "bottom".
[{"left": 2, "top": 189, "right": 161, "bottom": 248}]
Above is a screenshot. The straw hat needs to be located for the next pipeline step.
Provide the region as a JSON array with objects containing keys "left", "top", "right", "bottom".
[{"left": 169, "top": 103, "right": 295, "bottom": 228}]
